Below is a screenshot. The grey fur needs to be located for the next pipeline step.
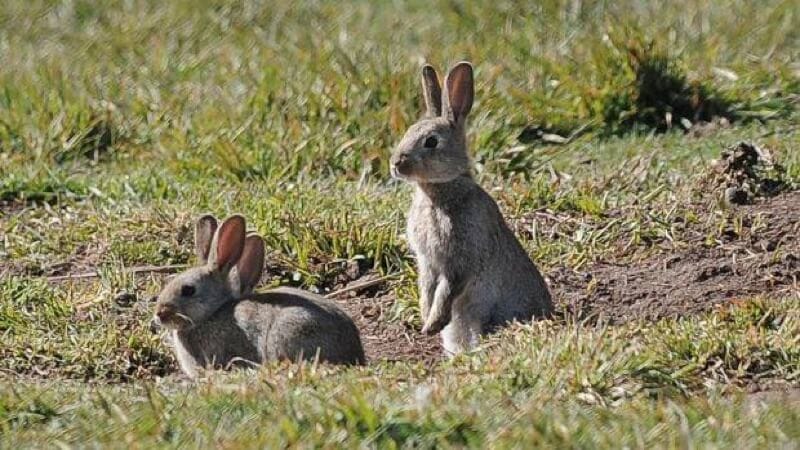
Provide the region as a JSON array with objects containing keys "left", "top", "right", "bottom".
[
  {"left": 155, "top": 215, "right": 365, "bottom": 377},
  {"left": 390, "top": 61, "right": 553, "bottom": 355}
]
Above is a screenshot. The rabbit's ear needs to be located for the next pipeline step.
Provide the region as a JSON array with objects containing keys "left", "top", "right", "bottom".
[
  {"left": 208, "top": 215, "right": 246, "bottom": 274},
  {"left": 235, "top": 233, "right": 265, "bottom": 295},
  {"left": 194, "top": 214, "right": 218, "bottom": 264},
  {"left": 421, "top": 64, "right": 442, "bottom": 117},
  {"left": 443, "top": 61, "right": 474, "bottom": 125}
]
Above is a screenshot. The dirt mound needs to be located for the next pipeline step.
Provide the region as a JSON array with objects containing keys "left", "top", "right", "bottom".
[
  {"left": 552, "top": 190, "right": 800, "bottom": 323},
  {"left": 704, "top": 142, "right": 788, "bottom": 205}
]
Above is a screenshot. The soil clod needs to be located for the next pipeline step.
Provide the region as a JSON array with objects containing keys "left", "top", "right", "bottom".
[{"left": 709, "top": 142, "right": 788, "bottom": 204}]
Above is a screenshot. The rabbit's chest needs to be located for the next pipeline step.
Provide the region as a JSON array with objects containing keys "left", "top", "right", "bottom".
[
  {"left": 171, "top": 331, "right": 203, "bottom": 377},
  {"left": 407, "top": 203, "right": 455, "bottom": 262},
  {"left": 174, "top": 315, "right": 261, "bottom": 372}
]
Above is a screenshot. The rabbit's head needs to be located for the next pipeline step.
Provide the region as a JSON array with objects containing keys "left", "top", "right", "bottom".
[
  {"left": 154, "top": 214, "right": 265, "bottom": 331},
  {"left": 391, "top": 62, "right": 474, "bottom": 183}
]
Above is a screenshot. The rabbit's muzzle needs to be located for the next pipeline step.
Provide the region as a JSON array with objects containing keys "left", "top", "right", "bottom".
[
  {"left": 390, "top": 153, "right": 414, "bottom": 178},
  {"left": 155, "top": 303, "right": 177, "bottom": 324}
]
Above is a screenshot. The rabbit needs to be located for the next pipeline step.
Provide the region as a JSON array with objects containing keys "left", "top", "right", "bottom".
[
  {"left": 153, "top": 214, "right": 365, "bottom": 378},
  {"left": 389, "top": 61, "right": 553, "bottom": 356}
]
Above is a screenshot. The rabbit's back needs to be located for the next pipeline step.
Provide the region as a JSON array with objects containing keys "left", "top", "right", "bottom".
[
  {"left": 464, "top": 188, "right": 552, "bottom": 322},
  {"left": 482, "top": 210, "right": 552, "bottom": 323},
  {"left": 172, "top": 288, "right": 364, "bottom": 375},
  {"left": 244, "top": 287, "right": 366, "bottom": 365}
]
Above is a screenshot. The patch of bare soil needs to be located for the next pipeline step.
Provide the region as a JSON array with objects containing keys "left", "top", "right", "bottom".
[
  {"left": 326, "top": 273, "right": 442, "bottom": 365},
  {"left": 0, "top": 200, "right": 25, "bottom": 215},
  {"left": 743, "top": 386, "right": 800, "bottom": 406},
  {"left": 551, "top": 143, "right": 799, "bottom": 323}
]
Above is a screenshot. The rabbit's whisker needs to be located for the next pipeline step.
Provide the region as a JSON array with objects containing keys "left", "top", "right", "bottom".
[{"left": 174, "top": 313, "right": 195, "bottom": 327}]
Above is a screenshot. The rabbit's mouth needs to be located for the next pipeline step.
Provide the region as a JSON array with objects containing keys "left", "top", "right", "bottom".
[
  {"left": 390, "top": 162, "right": 413, "bottom": 180},
  {"left": 154, "top": 312, "right": 195, "bottom": 330}
]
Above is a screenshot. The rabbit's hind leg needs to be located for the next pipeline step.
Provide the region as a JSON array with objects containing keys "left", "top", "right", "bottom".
[{"left": 440, "top": 314, "right": 481, "bottom": 357}]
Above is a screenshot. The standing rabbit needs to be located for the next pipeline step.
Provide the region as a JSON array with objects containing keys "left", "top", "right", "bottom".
[
  {"left": 390, "top": 61, "right": 553, "bottom": 355},
  {"left": 153, "top": 214, "right": 365, "bottom": 377}
]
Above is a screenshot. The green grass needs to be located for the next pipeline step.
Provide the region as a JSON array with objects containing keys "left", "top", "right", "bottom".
[
  {"left": 1, "top": 0, "right": 799, "bottom": 447},
  {"left": 1, "top": 300, "right": 798, "bottom": 447}
]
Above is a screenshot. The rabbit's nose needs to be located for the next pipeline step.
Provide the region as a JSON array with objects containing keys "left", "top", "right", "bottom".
[{"left": 155, "top": 304, "right": 176, "bottom": 322}]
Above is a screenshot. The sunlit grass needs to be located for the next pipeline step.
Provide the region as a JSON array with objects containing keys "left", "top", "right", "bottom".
[{"left": 0, "top": 0, "right": 798, "bottom": 447}]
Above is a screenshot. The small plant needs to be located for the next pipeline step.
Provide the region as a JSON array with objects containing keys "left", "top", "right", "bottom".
[
  {"left": 522, "top": 29, "right": 743, "bottom": 138},
  {"left": 599, "top": 35, "right": 733, "bottom": 134}
]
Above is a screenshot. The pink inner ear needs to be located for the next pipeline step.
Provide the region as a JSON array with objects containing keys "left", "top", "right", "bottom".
[
  {"left": 215, "top": 217, "right": 245, "bottom": 271},
  {"left": 447, "top": 64, "right": 474, "bottom": 119},
  {"left": 237, "top": 235, "right": 265, "bottom": 291}
]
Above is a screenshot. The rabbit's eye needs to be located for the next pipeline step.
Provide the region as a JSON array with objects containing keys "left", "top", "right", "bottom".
[
  {"left": 423, "top": 136, "right": 438, "bottom": 148},
  {"left": 181, "top": 285, "right": 196, "bottom": 297}
]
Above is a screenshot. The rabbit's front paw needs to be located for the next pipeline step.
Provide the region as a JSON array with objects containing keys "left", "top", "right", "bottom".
[{"left": 421, "top": 315, "right": 449, "bottom": 335}]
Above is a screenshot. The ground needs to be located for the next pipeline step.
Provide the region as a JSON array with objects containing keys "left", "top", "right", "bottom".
[{"left": 1, "top": 0, "right": 799, "bottom": 447}]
